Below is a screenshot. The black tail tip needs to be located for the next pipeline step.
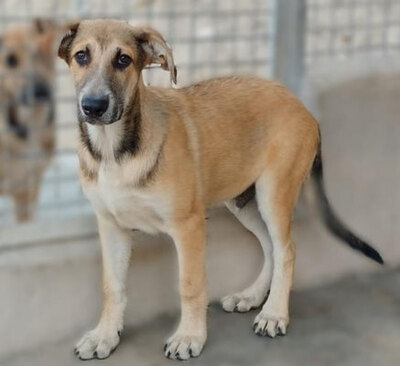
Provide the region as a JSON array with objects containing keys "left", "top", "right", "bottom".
[
  {"left": 375, "top": 254, "right": 384, "bottom": 265},
  {"left": 366, "top": 247, "right": 384, "bottom": 265}
]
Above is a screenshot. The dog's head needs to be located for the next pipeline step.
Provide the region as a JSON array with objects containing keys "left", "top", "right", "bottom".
[
  {"left": 0, "top": 19, "right": 67, "bottom": 163},
  {"left": 58, "top": 19, "right": 177, "bottom": 125},
  {"left": 0, "top": 19, "right": 58, "bottom": 106}
]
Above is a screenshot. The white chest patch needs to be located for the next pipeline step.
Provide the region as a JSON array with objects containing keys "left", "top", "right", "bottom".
[{"left": 84, "top": 163, "right": 169, "bottom": 235}]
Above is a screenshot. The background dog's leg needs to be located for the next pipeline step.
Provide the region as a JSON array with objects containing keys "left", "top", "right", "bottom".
[
  {"left": 165, "top": 212, "right": 208, "bottom": 360},
  {"left": 75, "top": 216, "right": 132, "bottom": 360},
  {"left": 12, "top": 184, "right": 39, "bottom": 222},
  {"left": 221, "top": 199, "right": 273, "bottom": 312},
  {"left": 253, "top": 170, "right": 299, "bottom": 338}
]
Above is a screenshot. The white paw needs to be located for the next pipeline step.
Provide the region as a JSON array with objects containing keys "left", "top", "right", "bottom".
[
  {"left": 164, "top": 332, "right": 206, "bottom": 360},
  {"left": 74, "top": 326, "right": 121, "bottom": 360},
  {"left": 253, "top": 310, "right": 288, "bottom": 338},
  {"left": 221, "top": 292, "right": 265, "bottom": 313}
]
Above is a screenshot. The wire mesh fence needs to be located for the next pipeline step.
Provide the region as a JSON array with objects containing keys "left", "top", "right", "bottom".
[
  {"left": 0, "top": 0, "right": 399, "bottom": 232},
  {"left": 306, "top": 0, "right": 400, "bottom": 64}
]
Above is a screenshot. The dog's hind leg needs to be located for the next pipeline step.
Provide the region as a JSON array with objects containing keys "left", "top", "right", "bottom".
[
  {"left": 221, "top": 198, "right": 273, "bottom": 313},
  {"left": 252, "top": 165, "right": 303, "bottom": 338}
]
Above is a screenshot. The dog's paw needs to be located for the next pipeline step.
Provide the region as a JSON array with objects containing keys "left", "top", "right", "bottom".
[
  {"left": 221, "top": 292, "right": 264, "bottom": 313},
  {"left": 253, "top": 310, "right": 288, "bottom": 338},
  {"left": 74, "top": 327, "right": 121, "bottom": 360},
  {"left": 164, "top": 332, "right": 206, "bottom": 360}
]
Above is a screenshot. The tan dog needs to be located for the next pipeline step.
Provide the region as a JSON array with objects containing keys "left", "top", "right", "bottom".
[
  {"left": 0, "top": 20, "right": 58, "bottom": 221},
  {"left": 59, "top": 19, "right": 383, "bottom": 361}
]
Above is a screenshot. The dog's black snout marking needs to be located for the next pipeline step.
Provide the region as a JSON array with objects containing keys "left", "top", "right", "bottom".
[{"left": 82, "top": 95, "right": 109, "bottom": 117}]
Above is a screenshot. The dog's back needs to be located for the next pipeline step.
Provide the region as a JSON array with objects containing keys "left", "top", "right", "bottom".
[{"left": 152, "top": 75, "right": 319, "bottom": 205}]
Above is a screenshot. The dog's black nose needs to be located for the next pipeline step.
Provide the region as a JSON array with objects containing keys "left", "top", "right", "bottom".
[
  {"left": 34, "top": 82, "right": 51, "bottom": 101},
  {"left": 81, "top": 95, "right": 109, "bottom": 117},
  {"left": 21, "top": 81, "right": 51, "bottom": 104}
]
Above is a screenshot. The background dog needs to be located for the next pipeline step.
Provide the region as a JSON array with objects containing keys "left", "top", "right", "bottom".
[
  {"left": 59, "top": 19, "right": 383, "bottom": 361},
  {"left": 0, "top": 20, "right": 64, "bottom": 221}
]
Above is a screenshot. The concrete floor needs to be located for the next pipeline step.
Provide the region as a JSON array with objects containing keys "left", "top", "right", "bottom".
[{"left": 3, "top": 268, "right": 400, "bottom": 366}]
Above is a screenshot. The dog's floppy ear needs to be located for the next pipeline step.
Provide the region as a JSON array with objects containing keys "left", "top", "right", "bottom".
[
  {"left": 134, "top": 27, "right": 177, "bottom": 85},
  {"left": 58, "top": 22, "right": 80, "bottom": 64}
]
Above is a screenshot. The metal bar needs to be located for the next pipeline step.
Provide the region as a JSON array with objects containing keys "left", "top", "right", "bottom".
[
  {"left": 272, "top": 0, "right": 306, "bottom": 95},
  {"left": 0, "top": 215, "right": 97, "bottom": 249}
]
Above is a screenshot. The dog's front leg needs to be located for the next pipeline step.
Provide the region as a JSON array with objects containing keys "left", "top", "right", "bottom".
[
  {"left": 75, "top": 215, "right": 132, "bottom": 360},
  {"left": 165, "top": 212, "right": 208, "bottom": 360}
]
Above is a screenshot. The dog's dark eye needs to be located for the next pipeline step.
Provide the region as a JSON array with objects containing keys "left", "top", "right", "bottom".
[
  {"left": 74, "top": 50, "right": 90, "bottom": 66},
  {"left": 6, "top": 53, "right": 18, "bottom": 68},
  {"left": 115, "top": 54, "right": 132, "bottom": 69}
]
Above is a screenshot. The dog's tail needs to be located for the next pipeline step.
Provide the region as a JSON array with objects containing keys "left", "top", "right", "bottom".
[{"left": 311, "top": 135, "right": 384, "bottom": 265}]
